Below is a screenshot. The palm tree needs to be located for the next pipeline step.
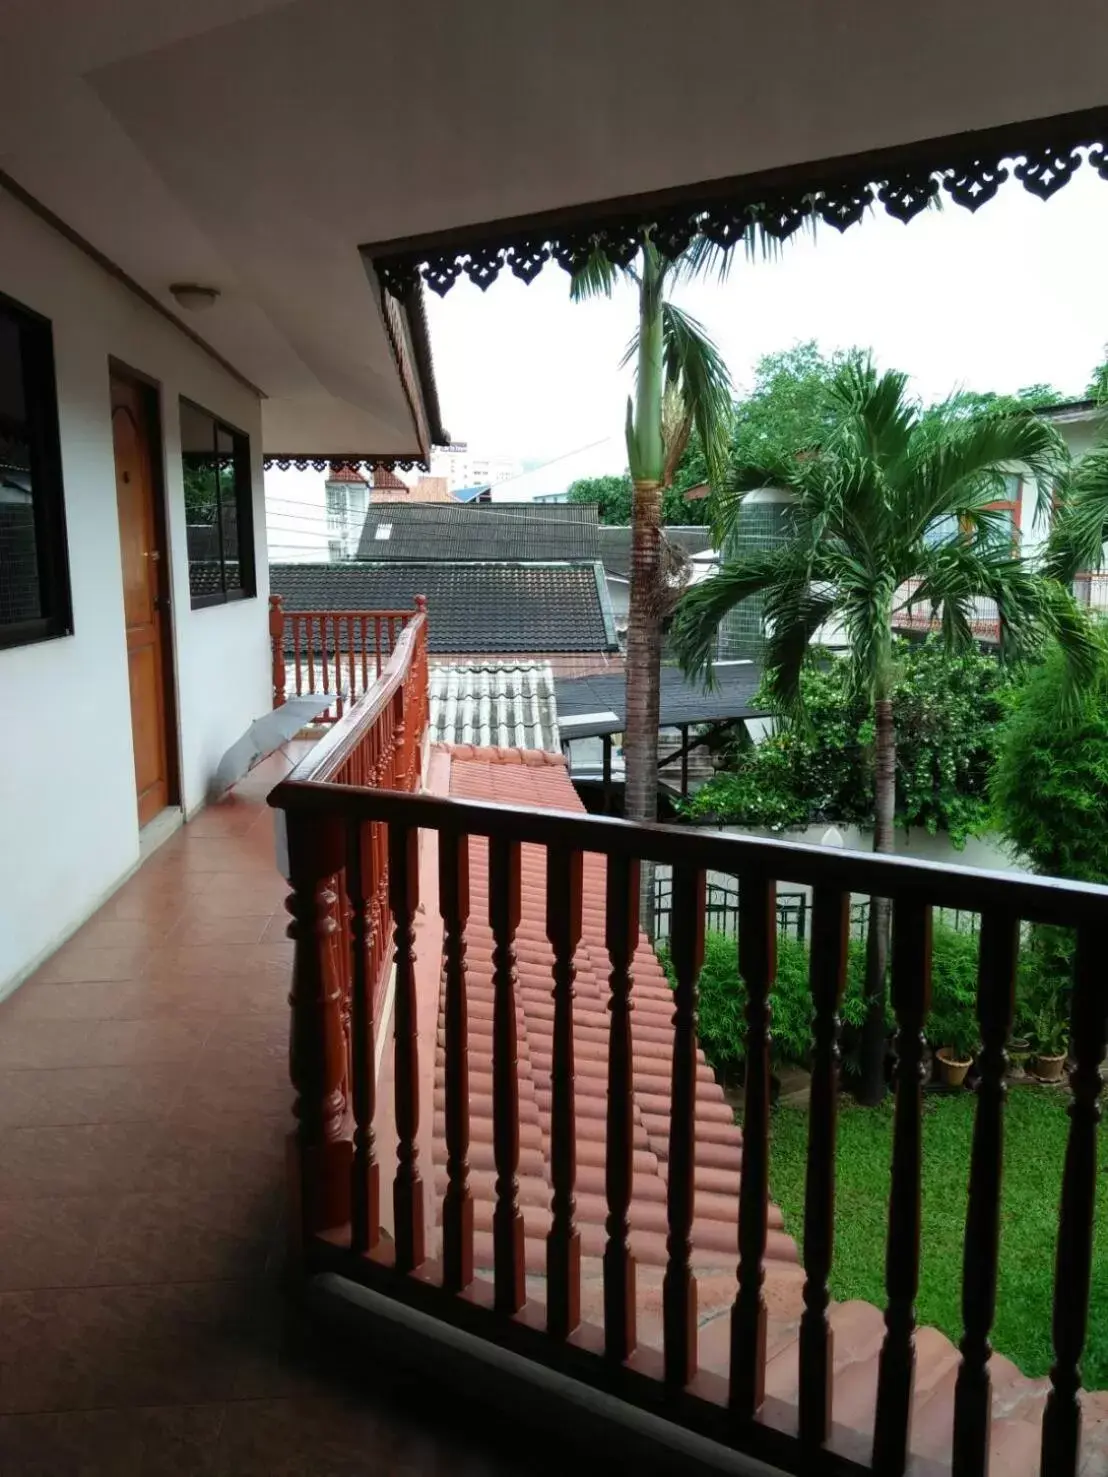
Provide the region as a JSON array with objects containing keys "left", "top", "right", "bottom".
[
  {"left": 672, "top": 358, "right": 1097, "bottom": 1104},
  {"left": 571, "top": 238, "right": 734, "bottom": 924}
]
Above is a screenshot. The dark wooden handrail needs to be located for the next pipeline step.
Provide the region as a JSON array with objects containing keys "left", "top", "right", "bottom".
[{"left": 268, "top": 778, "right": 1108, "bottom": 929}]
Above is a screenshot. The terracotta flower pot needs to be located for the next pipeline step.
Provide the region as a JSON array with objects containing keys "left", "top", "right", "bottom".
[
  {"left": 1034, "top": 1052, "right": 1067, "bottom": 1083},
  {"left": 936, "top": 1047, "right": 972, "bottom": 1089}
]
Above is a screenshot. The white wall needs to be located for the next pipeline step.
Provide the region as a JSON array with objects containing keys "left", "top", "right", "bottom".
[{"left": 0, "top": 188, "right": 269, "bottom": 994}]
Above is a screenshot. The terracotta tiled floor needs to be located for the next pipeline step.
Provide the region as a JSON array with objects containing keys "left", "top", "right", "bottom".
[{"left": 0, "top": 745, "right": 543, "bottom": 1476}]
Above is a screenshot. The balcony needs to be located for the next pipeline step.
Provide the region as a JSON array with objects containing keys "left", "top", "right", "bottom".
[{"left": 6, "top": 602, "right": 1108, "bottom": 1475}]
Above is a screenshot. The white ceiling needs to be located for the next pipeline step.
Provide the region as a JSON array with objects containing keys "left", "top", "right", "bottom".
[{"left": 1, "top": 0, "right": 1106, "bottom": 455}]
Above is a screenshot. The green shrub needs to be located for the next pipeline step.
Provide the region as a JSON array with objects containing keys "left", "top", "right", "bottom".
[
  {"left": 684, "top": 640, "right": 1013, "bottom": 847},
  {"left": 661, "top": 920, "right": 991, "bottom": 1078}
]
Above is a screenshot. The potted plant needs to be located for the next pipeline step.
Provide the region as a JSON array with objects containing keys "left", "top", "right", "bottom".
[
  {"left": 934, "top": 1016, "right": 978, "bottom": 1089},
  {"left": 1031, "top": 998, "right": 1069, "bottom": 1083}
]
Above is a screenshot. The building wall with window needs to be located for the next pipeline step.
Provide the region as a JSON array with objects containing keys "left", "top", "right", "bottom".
[{"left": 0, "top": 188, "right": 269, "bottom": 995}]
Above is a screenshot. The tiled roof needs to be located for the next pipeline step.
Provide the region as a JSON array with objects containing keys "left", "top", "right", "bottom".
[
  {"left": 269, "top": 561, "right": 618, "bottom": 654},
  {"left": 355, "top": 501, "right": 600, "bottom": 561},
  {"left": 555, "top": 660, "right": 766, "bottom": 737},
  {"left": 429, "top": 662, "right": 560, "bottom": 751},
  {"left": 434, "top": 752, "right": 799, "bottom": 1281},
  {"left": 597, "top": 524, "right": 714, "bottom": 579},
  {"left": 325, "top": 465, "right": 369, "bottom": 484},
  {"left": 372, "top": 467, "right": 407, "bottom": 490}
]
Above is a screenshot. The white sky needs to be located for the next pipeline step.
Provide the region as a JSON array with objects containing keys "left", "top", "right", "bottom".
[{"left": 425, "top": 168, "right": 1108, "bottom": 470}]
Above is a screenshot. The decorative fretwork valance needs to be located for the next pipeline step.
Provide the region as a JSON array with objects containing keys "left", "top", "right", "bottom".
[{"left": 368, "top": 106, "right": 1108, "bottom": 301}]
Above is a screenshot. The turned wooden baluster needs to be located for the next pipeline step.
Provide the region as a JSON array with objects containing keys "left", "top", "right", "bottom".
[
  {"left": 284, "top": 813, "right": 349, "bottom": 1256},
  {"left": 359, "top": 615, "right": 369, "bottom": 696},
  {"left": 951, "top": 909, "right": 1018, "bottom": 1477},
  {"left": 664, "top": 864, "right": 706, "bottom": 1386},
  {"left": 604, "top": 852, "right": 639, "bottom": 1362},
  {"left": 346, "top": 818, "right": 380, "bottom": 1253},
  {"left": 305, "top": 617, "right": 315, "bottom": 694},
  {"left": 374, "top": 615, "right": 383, "bottom": 677},
  {"left": 731, "top": 873, "right": 776, "bottom": 1418},
  {"left": 546, "top": 845, "right": 583, "bottom": 1339},
  {"left": 440, "top": 829, "right": 474, "bottom": 1293},
  {"left": 489, "top": 835, "right": 525, "bottom": 1313},
  {"left": 388, "top": 822, "right": 424, "bottom": 1273},
  {"left": 872, "top": 897, "right": 932, "bottom": 1477},
  {"left": 269, "top": 595, "right": 287, "bottom": 708},
  {"left": 1041, "top": 924, "right": 1108, "bottom": 1477},
  {"left": 799, "top": 887, "right": 850, "bottom": 1447},
  {"left": 321, "top": 615, "right": 331, "bottom": 697}
]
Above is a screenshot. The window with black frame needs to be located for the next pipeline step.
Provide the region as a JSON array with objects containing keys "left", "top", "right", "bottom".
[
  {"left": 181, "top": 399, "right": 256, "bottom": 607},
  {"left": 0, "top": 292, "right": 70, "bottom": 649}
]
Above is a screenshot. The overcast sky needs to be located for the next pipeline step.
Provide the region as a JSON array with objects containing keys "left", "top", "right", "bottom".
[{"left": 425, "top": 167, "right": 1108, "bottom": 471}]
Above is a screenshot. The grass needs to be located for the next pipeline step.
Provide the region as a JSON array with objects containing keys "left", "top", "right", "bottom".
[{"left": 769, "top": 1085, "right": 1108, "bottom": 1386}]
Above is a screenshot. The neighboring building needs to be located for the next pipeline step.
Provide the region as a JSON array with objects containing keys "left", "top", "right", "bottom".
[
  {"left": 270, "top": 559, "right": 620, "bottom": 674},
  {"left": 354, "top": 500, "right": 600, "bottom": 562},
  {"left": 324, "top": 464, "right": 370, "bottom": 558},
  {"left": 454, "top": 483, "right": 493, "bottom": 503},
  {"left": 430, "top": 442, "right": 521, "bottom": 491},
  {"left": 371, "top": 468, "right": 457, "bottom": 504}
]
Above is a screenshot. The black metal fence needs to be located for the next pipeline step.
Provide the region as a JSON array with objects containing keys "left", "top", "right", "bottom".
[{"left": 653, "top": 874, "right": 981, "bottom": 943}]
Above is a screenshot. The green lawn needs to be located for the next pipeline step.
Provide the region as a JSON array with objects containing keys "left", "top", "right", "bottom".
[{"left": 769, "top": 1086, "right": 1108, "bottom": 1386}]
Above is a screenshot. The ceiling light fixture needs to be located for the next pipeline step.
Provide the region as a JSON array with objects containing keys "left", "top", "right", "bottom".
[{"left": 169, "top": 283, "right": 221, "bottom": 312}]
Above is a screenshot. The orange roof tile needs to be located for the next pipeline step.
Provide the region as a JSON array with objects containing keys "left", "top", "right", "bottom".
[{"left": 432, "top": 751, "right": 798, "bottom": 1295}]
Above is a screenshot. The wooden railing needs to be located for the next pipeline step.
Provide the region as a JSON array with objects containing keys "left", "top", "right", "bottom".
[
  {"left": 274, "top": 604, "right": 428, "bottom": 1215},
  {"left": 268, "top": 738, "right": 1108, "bottom": 1477},
  {"left": 269, "top": 594, "right": 422, "bottom": 719}
]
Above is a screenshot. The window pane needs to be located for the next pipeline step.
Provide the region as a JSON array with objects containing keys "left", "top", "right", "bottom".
[
  {"left": 181, "top": 401, "right": 253, "bottom": 605},
  {"left": 182, "top": 402, "right": 221, "bottom": 600},
  {"left": 0, "top": 311, "right": 43, "bottom": 627}
]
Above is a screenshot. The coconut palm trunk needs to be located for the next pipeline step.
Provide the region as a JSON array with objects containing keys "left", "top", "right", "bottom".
[{"left": 571, "top": 237, "right": 736, "bottom": 932}]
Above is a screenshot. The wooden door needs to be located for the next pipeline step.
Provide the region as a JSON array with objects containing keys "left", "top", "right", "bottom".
[{"left": 112, "top": 373, "right": 173, "bottom": 827}]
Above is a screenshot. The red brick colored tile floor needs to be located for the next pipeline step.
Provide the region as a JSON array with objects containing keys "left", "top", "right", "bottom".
[{"left": 0, "top": 746, "right": 556, "bottom": 1476}]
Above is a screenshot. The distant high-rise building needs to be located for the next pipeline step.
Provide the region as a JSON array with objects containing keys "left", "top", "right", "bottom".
[{"left": 429, "top": 442, "right": 521, "bottom": 491}]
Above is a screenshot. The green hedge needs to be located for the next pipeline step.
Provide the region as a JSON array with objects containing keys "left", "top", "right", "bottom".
[{"left": 658, "top": 921, "right": 1051, "bottom": 1077}]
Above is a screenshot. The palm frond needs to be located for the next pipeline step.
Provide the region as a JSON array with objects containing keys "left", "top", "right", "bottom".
[
  {"left": 670, "top": 550, "right": 797, "bottom": 678},
  {"left": 760, "top": 584, "right": 838, "bottom": 713},
  {"left": 660, "top": 301, "right": 734, "bottom": 489},
  {"left": 902, "top": 412, "right": 1066, "bottom": 544},
  {"left": 569, "top": 244, "right": 626, "bottom": 303}
]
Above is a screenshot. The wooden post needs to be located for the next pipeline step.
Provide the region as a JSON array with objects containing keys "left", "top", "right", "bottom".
[
  {"left": 547, "top": 845, "right": 583, "bottom": 1339},
  {"left": 490, "top": 835, "right": 526, "bottom": 1315},
  {"left": 389, "top": 822, "right": 424, "bottom": 1273},
  {"left": 799, "top": 888, "right": 849, "bottom": 1447},
  {"left": 269, "top": 594, "right": 287, "bottom": 709},
  {"left": 664, "top": 864, "right": 705, "bottom": 1386},
  {"left": 604, "top": 851, "right": 639, "bottom": 1362},
  {"left": 1040, "top": 925, "right": 1108, "bottom": 1477},
  {"left": 952, "top": 909, "right": 1018, "bottom": 1477},
  {"left": 284, "top": 811, "right": 349, "bottom": 1259},
  {"left": 731, "top": 874, "right": 776, "bottom": 1418},
  {"left": 440, "top": 829, "right": 474, "bottom": 1294},
  {"left": 872, "top": 897, "right": 932, "bottom": 1476}
]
